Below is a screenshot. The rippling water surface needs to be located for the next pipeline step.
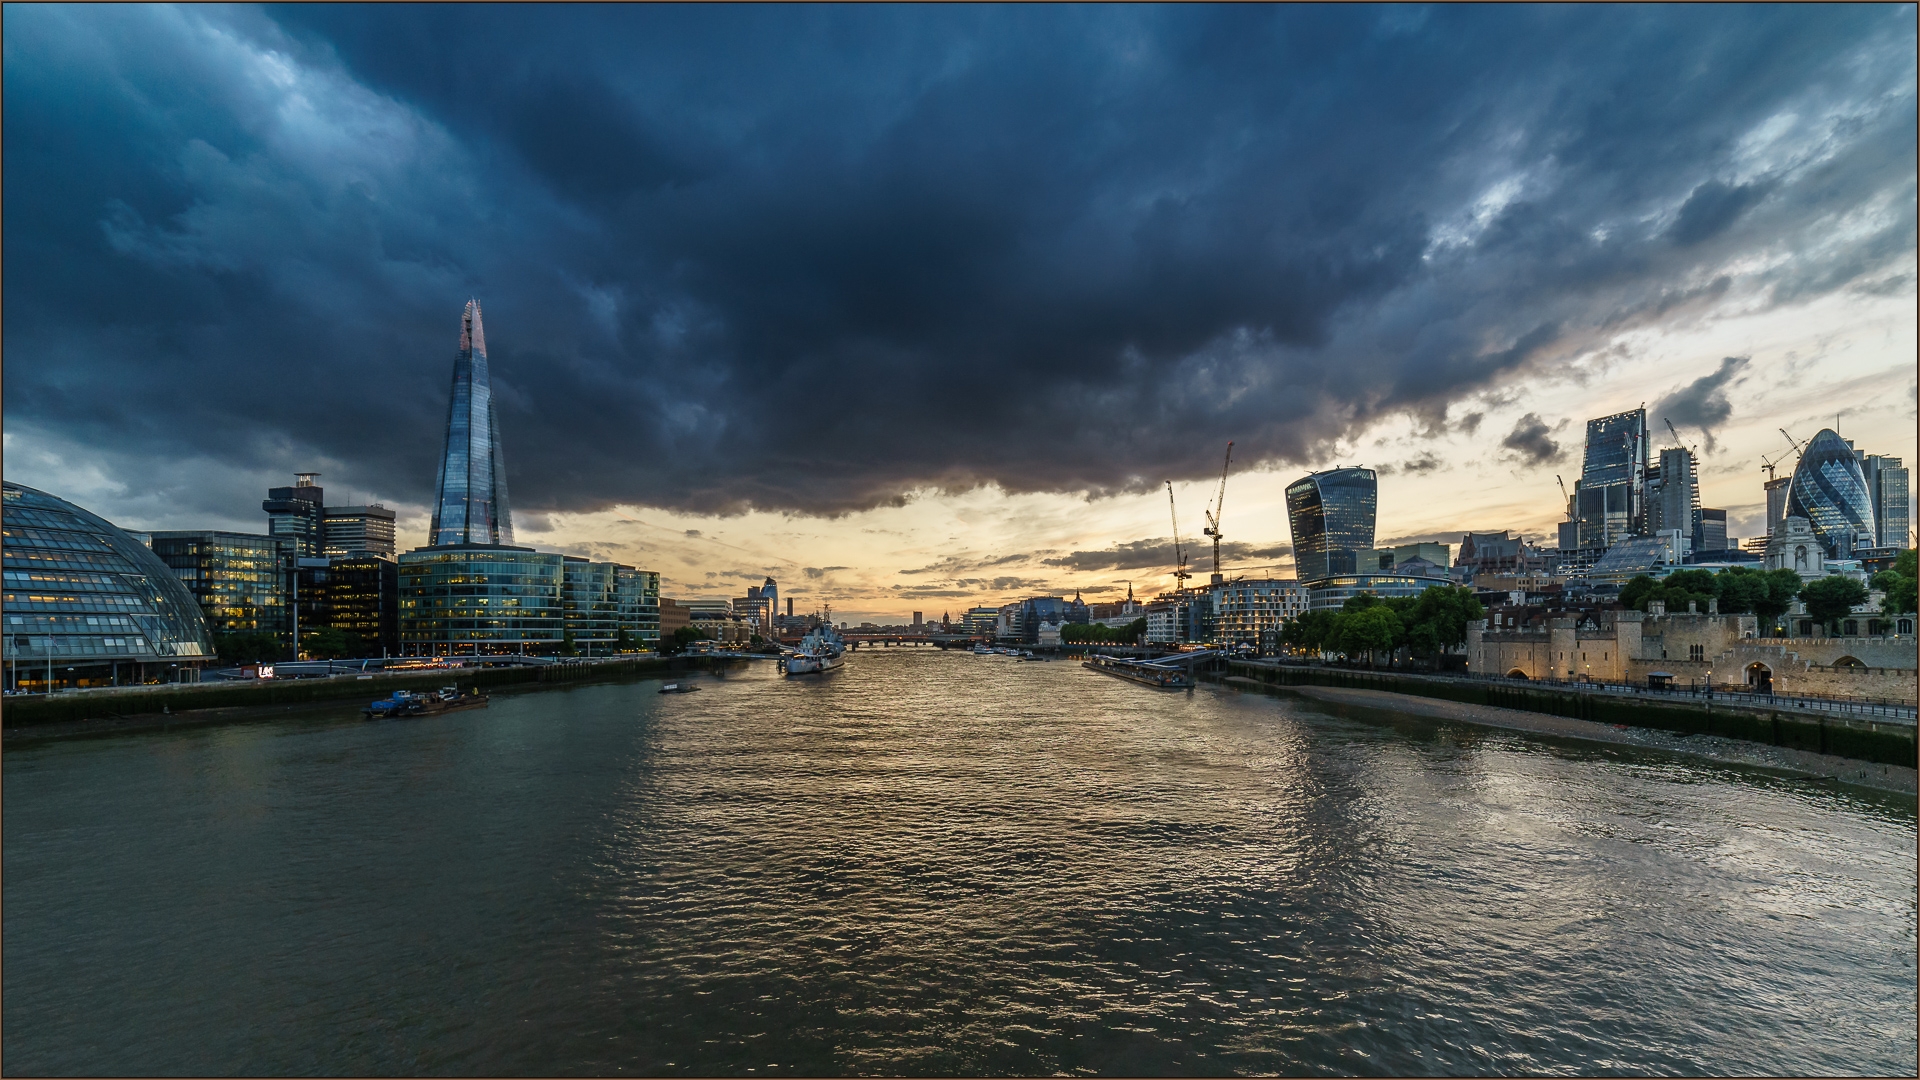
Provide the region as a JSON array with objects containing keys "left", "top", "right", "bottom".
[{"left": 5, "top": 650, "right": 1915, "bottom": 1075}]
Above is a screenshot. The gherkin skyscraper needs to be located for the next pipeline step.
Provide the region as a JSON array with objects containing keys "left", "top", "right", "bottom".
[{"left": 429, "top": 299, "right": 515, "bottom": 546}]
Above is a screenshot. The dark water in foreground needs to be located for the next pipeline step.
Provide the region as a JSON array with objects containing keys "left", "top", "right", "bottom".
[{"left": 4, "top": 650, "right": 1915, "bottom": 1076}]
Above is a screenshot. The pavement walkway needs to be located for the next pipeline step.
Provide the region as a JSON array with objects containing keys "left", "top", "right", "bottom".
[{"left": 1223, "top": 678, "right": 1917, "bottom": 796}]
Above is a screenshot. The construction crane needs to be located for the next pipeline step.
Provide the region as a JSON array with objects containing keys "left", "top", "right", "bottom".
[
  {"left": 1201, "top": 441, "right": 1234, "bottom": 586},
  {"left": 1760, "top": 451, "right": 1783, "bottom": 482},
  {"left": 1556, "top": 474, "right": 1571, "bottom": 519},
  {"left": 1165, "top": 480, "right": 1192, "bottom": 593},
  {"left": 1663, "top": 418, "right": 1700, "bottom": 459},
  {"left": 1779, "top": 428, "right": 1806, "bottom": 456}
]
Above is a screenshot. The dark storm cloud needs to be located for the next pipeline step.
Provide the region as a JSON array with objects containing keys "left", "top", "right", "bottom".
[
  {"left": 1667, "top": 181, "right": 1771, "bottom": 246},
  {"left": 1500, "top": 413, "right": 1566, "bottom": 466},
  {"left": 4, "top": 5, "right": 1914, "bottom": 525},
  {"left": 1653, "top": 356, "right": 1749, "bottom": 451}
]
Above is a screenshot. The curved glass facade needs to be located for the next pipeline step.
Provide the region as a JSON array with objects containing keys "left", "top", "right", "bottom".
[
  {"left": 1787, "top": 429, "right": 1876, "bottom": 557},
  {"left": 1286, "top": 468, "right": 1377, "bottom": 584},
  {"left": 399, "top": 547, "right": 662, "bottom": 654},
  {"left": 2, "top": 481, "right": 213, "bottom": 690},
  {"left": 399, "top": 546, "right": 563, "bottom": 653},
  {"left": 1306, "top": 573, "right": 1450, "bottom": 612}
]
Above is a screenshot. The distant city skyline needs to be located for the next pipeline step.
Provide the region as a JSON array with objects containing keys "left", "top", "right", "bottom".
[{"left": 4, "top": 5, "right": 1914, "bottom": 621}]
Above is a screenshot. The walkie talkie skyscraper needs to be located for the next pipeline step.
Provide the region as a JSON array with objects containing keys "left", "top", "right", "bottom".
[{"left": 429, "top": 299, "right": 515, "bottom": 547}]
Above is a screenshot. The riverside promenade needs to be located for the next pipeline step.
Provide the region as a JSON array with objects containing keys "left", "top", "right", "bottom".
[
  {"left": 1, "top": 653, "right": 750, "bottom": 739},
  {"left": 1215, "top": 658, "right": 1917, "bottom": 772}
]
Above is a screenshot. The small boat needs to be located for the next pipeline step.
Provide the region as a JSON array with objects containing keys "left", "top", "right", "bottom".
[
  {"left": 365, "top": 685, "right": 489, "bottom": 718},
  {"left": 659, "top": 682, "right": 701, "bottom": 694},
  {"left": 971, "top": 644, "right": 993, "bottom": 655},
  {"left": 1019, "top": 653, "right": 1049, "bottom": 662}
]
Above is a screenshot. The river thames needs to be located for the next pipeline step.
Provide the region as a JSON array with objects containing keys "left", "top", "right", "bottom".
[{"left": 4, "top": 649, "right": 1914, "bottom": 1075}]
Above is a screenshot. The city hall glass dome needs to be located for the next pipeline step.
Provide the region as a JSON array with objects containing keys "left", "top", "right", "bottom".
[
  {"left": 1786, "top": 429, "right": 1877, "bottom": 557},
  {"left": 3, "top": 481, "right": 212, "bottom": 687}
]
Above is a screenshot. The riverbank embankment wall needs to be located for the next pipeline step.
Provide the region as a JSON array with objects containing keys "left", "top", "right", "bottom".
[
  {"left": 1, "top": 654, "right": 747, "bottom": 730},
  {"left": 1218, "top": 661, "right": 1918, "bottom": 767}
]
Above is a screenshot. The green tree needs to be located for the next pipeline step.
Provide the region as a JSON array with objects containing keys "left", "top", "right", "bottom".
[
  {"left": 1751, "top": 568, "right": 1807, "bottom": 634},
  {"left": 1712, "top": 566, "right": 1765, "bottom": 614},
  {"left": 1335, "top": 605, "right": 1401, "bottom": 665},
  {"left": 1662, "top": 569, "right": 1719, "bottom": 597},
  {"left": 301, "top": 626, "right": 353, "bottom": 660},
  {"left": 668, "top": 625, "right": 712, "bottom": 653},
  {"left": 1619, "top": 575, "right": 1660, "bottom": 611},
  {"left": 214, "top": 631, "right": 284, "bottom": 664},
  {"left": 616, "top": 627, "right": 632, "bottom": 652},
  {"left": 1401, "top": 585, "right": 1486, "bottom": 659},
  {"left": 1281, "top": 610, "right": 1337, "bottom": 655},
  {"left": 561, "top": 624, "right": 579, "bottom": 656},
  {"left": 1799, "top": 574, "right": 1868, "bottom": 633},
  {"left": 1871, "top": 549, "right": 1918, "bottom": 616}
]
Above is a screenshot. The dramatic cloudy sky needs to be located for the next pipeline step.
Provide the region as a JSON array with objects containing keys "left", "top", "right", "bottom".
[{"left": 5, "top": 4, "right": 1915, "bottom": 619}]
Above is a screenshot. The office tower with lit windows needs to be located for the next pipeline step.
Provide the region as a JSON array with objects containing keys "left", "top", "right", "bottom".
[
  {"left": 1285, "top": 467, "right": 1377, "bottom": 584},
  {"left": 263, "top": 473, "right": 325, "bottom": 558},
  {"left": 323, "top": 504, "right": 397, "bottom": 559},
  {"left": 1570, "top": 408, "right": 1647, "bottom": 549}
]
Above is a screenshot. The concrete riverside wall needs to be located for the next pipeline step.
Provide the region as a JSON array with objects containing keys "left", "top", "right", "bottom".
[
  {"left": 1, "top": 655, "right": 745, "bottom": 729},
  {"left": 1222, "top": 662, "right": 1918, "bottom": 768}
]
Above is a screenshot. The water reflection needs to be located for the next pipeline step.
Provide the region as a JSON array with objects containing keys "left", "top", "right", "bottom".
[{"left": 4, "top": 650, "right": 1913, "bottom": 1075}]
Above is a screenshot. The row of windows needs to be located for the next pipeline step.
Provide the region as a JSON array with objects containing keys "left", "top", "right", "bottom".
[
  {"left": 6, "top": 612, "right": 145, "bottom": 628},
  {"left": 2, "top": 508, "right": 84, "bottom": 529},
  {"left": 6, "top": 550, "right": 129, "bottom": 572},
  {"left": 7, "top": 635, "right": 155, "bottom": 655},
  {"left": 4, "top": 594, "right": 152, "bottom": 612},
  {"left": 2, "top": 526, "right": 116, "bottom": 553},
  {"left": 399, "top": 591, "right": 560, "bottom": 611},
  {"left": 3, "top": 569, "right": 129, "bottom": 590},
  {"left": 401, "top": 628, "right": 566, "bottom": 639}
]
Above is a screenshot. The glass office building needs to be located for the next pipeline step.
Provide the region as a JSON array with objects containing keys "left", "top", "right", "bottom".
[
  {"left": 616, "top": 567, "right": 662, "bottom": 650},
  {"left": 400, "top": 547, "right": 660, "bottom": 654},
  {"left": 149, "top": 530, "right": 290, "bottom": 642},
  {"left": 429, "top": 299, "right": 515, "bottom": 547},
  {"left": 298, "top": 556, "right": 399, "bottom": 657},
  {"left": 1305, "top": 571, "right": 1452, "bottom": 613},
  {"left": 1286, "top": 467, "right": 1378, "bottom": 584},
  {"left": 1861, "top": 454, "right": 1909, "bottom": 549},
  {"left": 263, "top": 473, "right": 326, "bottom": 557},
  {"left": 399, "top": 546, "right": 563, "bottom": 654},
  {"left": 1787, "top": 428, "right": 1877, "bottom": 557},
  {"left": 563, "top": 557, "right": 624, "bottom": 653},
  {"left": 559, "top": 561, "right": 661, "bottom": 652},
  {"left": 3, "top": 482, "right": 213, "bottom": 690},
  {"left": 1573, "top": 408, "right": 1647, "bottom": 548}
]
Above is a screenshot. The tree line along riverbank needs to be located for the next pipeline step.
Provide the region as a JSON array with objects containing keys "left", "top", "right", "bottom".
[
  {"left": 1212, "top": 661, "right": 1918, "bottom": 768},
  {"left": 1, "top": 654, "right": 751, "bottom": 736}
]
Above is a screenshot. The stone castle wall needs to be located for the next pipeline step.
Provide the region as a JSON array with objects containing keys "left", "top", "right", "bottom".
[{"left": 1468, "top": 611, "right": 1915, "bottom": 700}]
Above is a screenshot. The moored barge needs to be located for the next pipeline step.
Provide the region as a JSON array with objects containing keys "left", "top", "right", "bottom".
[{"left": 1082, "top": 654, "right": 1194, "bottom": 689}]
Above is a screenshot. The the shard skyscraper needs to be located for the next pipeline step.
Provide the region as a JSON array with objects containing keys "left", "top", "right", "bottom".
[{"left": 429, "top": 299, "right": 515, "bottom": 546}]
